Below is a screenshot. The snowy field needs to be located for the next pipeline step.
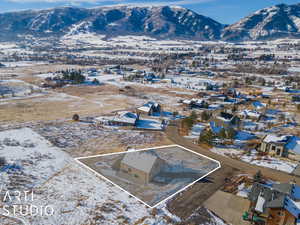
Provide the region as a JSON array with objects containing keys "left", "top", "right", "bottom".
[
  {"left": 0, "top": 128, "right": 70, "bottom": 190},
  {"left": 2, "top": 61, "right": 47, "bottom": 68},
  {"left": 26, "top": 162, "right": 226, "bottom": 225},
  {"left": 0, "top": 79, "right": 44, "bottom": 100},
  {"left": 0, "top": 42, "right": 34, "bottom": 55},
  {"left": 0, "top": 128, "right": 177, "bottom": 225},
  {"left": 241, "top": 150, "right": 297, "bottom": 173},
  {"left": 211, "top": 147, "right": 297, "bottom": 173},
  {"left": 61, "top": 33, "right": 203, "bottom": 52},
  {"left": 26, "top": 163, "right": 181, "bottom": 225},
  {"left": 0, "top": 128, "right": 224, "bottom": 225}
]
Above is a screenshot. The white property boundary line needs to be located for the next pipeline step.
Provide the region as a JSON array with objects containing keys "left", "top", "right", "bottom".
[{"left": 75, "top": 144, "right": 221, "bottom": 208}]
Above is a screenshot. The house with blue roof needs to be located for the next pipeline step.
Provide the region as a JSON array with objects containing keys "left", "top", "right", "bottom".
[{"left": 252, "top": 101, "right": 267, "bottom": 110}]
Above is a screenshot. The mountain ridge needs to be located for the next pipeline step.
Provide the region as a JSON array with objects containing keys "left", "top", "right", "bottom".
[
  {"left": 222, "top": 3, "right": 300, "bottom": 41},
  {"left": 0, "top": 3, "right": 300, "bottom": 42},
  {"left": 0, "top": 5, "right": 223, "bottom": 41}
]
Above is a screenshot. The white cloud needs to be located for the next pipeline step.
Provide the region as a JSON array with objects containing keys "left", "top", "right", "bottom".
[
  {"left": 6, "top": 0, "right": 111, "bottom": 2},
  {"left": 7, "top": 0, "right": 109, "bottom": 2},
  {"left": 6, "top": 0, "right": 214, "bottom": 5}
]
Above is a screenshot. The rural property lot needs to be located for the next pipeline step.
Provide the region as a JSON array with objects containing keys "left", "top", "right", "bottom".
[{"left": 77, "top": 145, "right": 220, "bottom": 207}]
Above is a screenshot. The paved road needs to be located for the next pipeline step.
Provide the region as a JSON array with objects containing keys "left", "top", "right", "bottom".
[{"left": 166, "top": 124, "right": 300, "bottom": 184}]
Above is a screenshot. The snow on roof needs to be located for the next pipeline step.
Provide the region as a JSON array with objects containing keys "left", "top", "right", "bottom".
[
  {"left": 263, "top": 134, "right": 288, "bottom": 143},
  {"left": 216, "top": 116, "right": 231, "bottom": 122},
  {"left": 183, "top": 99, "right": 192, "bottom": 104},
  {"left": 121, "top": 151, "right": 158, "bottom": 173},
  {"left": 95, "top": 116, "right": 112, "bottom": 122},
  {"left": 292, "top": 199, "right": 300, "bottom": 209},
  {"left": 255, "top": 193, "right": 265, "bottom": 213},
  {"left": 137, "top": 106, "right": 151, "bottom": 113},
  {"left": 285, "top": 196, "right": 300, "bottom": 218},
  {"left": 137, "top": 101, "right": 159, "bottom": 113},
  {"left": 112, "top": 111, "right": 137, "bottom": 124},
  {"left": 241, "top": 110, "right": 261, "bottom": 118},
  {"left": 285, "top": 136, "right": 300, "bottom": 154},
  {"left": 195, "top": 99, "right": 204, "bottom": 104},
  {"left": 252, "top": 101, "right": 266, "bottom": 109},
  {"left": 117, "top": 111, "right": 137, "bottom": 119}
]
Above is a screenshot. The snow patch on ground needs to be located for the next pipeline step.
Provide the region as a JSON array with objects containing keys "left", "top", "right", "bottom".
[
  {"left": 241, "top": 150, "right": 297, "bottom": 173},
  {"left": 211, "top": 148, "right": 297, "bottom": 173},
  {"left": 0, "top": 127, "right": 70, "bottom": 190}
]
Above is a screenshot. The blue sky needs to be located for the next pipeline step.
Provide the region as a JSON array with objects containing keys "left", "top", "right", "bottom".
[{"left": 0, "top": 0, "right": 299, "bottom": 24}]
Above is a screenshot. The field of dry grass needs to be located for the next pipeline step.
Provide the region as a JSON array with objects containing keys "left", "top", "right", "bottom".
[
  {"left": 73, "top": 131, "right": 172, "bottom": 157},
  {"left": 0, "top": 64, "right": 188, "bottom": 125}
]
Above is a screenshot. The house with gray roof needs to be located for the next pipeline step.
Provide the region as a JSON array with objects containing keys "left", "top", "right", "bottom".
[
  {"left": 119, "top": 151, "right": 164, "bottom": 185},
  {"left": 245, "top": 182, "right": 300, "bottom": 225}
]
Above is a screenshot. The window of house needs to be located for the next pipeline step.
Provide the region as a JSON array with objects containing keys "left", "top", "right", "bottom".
[
  {"left": 134, "top": 174, "right": 139, "bottom": 178},
  {"left": 272, "top": 146, "right": 276, "bottom": 151},
  {"left": 276, "top": 149, "right": 281, "bottom": 156}
]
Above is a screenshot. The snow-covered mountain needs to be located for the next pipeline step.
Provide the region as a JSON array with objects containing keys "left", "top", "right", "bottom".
[
  {"left": 2, "top": 4, "right": 300, "bottom": 42},
  {"left": 222, "top": 3, "right": 300, "bottom": 41},
  {"left": 0, "top": 6, "right": 223, "bottom": 41}
]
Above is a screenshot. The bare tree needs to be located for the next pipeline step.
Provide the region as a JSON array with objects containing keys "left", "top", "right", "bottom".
[{"left": 0, "top": 157, "right": 6, "bottom": 167}]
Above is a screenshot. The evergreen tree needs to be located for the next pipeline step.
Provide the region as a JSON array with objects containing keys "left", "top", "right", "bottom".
[
  {"left": 227, "top": 128, "right": 236, "bottom": 140},
  {"left": 254, "top": 170, "right": 263, "bottom": 183},
  {"left": 199, "top": 129, "right": 215, "bottom": 145},
  {"left": 172, "top": 111, "right": 179, "bottom": 118},
  {"left": 190, "top": 111, "right": 197, "bottom": 122},
  {"left": 219, "top": 128, "right": 227, "bottom": 140},
  {"left": 201, "top": 111, "right": 211, "bottom": 121}
]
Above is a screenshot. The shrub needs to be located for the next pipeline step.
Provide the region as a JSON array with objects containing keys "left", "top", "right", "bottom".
[{"left": 72, "top": 114, "right": 80, "bottom": 121}]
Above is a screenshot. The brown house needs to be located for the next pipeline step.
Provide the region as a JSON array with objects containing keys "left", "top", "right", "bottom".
[
  {"left": 259, "top": 135, "right": 300, "bottom": 161},
  {"left": 119, "top": 151, "right": 164, "bottom": 185},
  {"left": 259, "top": 134, "right": 289, "bottom": 157}
]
